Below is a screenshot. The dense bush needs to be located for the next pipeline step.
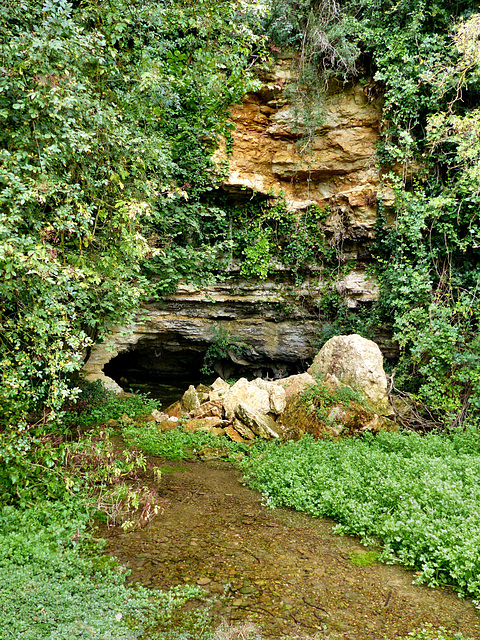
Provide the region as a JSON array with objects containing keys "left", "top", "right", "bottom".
[
  {"left": 0, "top": 388, "right": 158, "bottom": 507},
  {"left": 0, "top": 0, "right": 267, "bottom": 430}
]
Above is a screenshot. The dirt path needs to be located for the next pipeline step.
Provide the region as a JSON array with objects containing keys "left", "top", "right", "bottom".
[{"left": 103, "top": 458, "right": 480, "bottom": 639}]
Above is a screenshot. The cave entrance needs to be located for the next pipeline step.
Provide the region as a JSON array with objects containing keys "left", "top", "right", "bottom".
[
  {"left": 103, "top": 342, "right": 209, "bottom": 407},
  {"left": 103, "top": 339, "right": 305, "bottom": 407}
]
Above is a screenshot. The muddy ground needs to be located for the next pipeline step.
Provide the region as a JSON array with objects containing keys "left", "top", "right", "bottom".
[{"left": 102, "top": 458, "right": 480, "bottom": 639}]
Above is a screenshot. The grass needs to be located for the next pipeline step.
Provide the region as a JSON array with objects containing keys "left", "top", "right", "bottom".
[
  {"left": 122, "top": 421, "right": 269, "bottom": 460},
  {"left": 348, "top": 551, "right": 380, "bottom": 566},
  {"left": 122, "top": 423, "right": 221, "bottom": 459}
]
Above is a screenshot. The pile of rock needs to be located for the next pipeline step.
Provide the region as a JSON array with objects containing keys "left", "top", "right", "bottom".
[
  {"left": 145, "top": 335, "right": 394, "bottom": 442},
  {"left": 151, "top": 373, "right": 316, "bottom": 442}
]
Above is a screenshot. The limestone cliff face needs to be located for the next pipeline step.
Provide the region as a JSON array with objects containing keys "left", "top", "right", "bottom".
[
  {"left": 83, "top": 274, "right": 395, "bottom": 393},
  {"left": 84, "top": 274, "right": 376, "bottom": 382},
  {"left": 83, "top": 60, "right": 392, "bottom": 389},
  {"left": 213, "top": 55, "right": 384, "bottom": 248}
]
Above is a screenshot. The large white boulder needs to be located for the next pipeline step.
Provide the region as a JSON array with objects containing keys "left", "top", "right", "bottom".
[{"left": 307, "top": 334, "right": 391, "bottom": 414}]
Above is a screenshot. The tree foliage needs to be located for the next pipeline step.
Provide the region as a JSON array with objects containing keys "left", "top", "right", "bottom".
[
  {"left": 263, "top": 0, "right": 480, "bottom": 428},
  {"left": 0, "top": 0, "right": 267, "bottom": 430}
]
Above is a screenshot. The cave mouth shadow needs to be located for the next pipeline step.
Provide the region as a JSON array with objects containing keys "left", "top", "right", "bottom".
[
  {"left": 103, "top": 347, "right": 206, "bottom": 399},
  {"left": 103, "top": 345, "right": 306, "bottom": 403}
]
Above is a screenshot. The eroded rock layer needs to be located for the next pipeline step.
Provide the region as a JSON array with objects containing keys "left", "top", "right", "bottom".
[
  {"left": 213, "top": 54, "right": 385, "bottom": 249},
  {"left": 83, "top": 278, "right": 395, "bottom": 393}
]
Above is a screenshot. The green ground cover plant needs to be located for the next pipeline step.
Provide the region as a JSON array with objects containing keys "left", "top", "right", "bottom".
[
  {"left": 123, "top": 424, "right": 223, "bottom": 459},
  {"left": 237, "top": 429, "right": 480, "bottom": 602},
  {"left": 0, "top": 500, "right": 216, "bottom": 640},
  {"left": 63, "top": 382, "right": 159, "bottom": 430},
  {"left": 122, "top": 421, "right": 269, "bottom": 460},
  {"left": 123, "top": 420, "right": 480, "bottom": 601},
  {"left": 405, "top": 626, "right": 471, "bottom": 640}
]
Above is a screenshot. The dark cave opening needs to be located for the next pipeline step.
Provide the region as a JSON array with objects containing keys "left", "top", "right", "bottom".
[
  {"left": 103, "top": 341, "right": 306, "bottom": 405},
  {"left": 103, "top": 345, "right": 207, "bottom": 405}
]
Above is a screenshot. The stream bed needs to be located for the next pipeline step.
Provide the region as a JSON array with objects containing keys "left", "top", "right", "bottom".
[{"left": 102, "top": 458, "right": 480, "bottom": 639}]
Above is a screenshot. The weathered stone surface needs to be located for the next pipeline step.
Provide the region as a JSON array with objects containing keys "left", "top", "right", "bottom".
[
  {"left": 209, "top": 427, "right": 227, "bottom": 437},
  {"left": 273, "top": 372, "right": 316, "bottom": 400},
  {"left": 190, "top": 399, "right": 224, "bottom": 419},
  {"left": 151, "top": 409, "right": 168, "bottom": 423},
  {"left": 165, "top": 400, "right": 183, "bottom": 418},
  {"left": 213, "top": 56, "right": 383, "bottom": 223},
  {"left": 326, "top": 406, "right": 348, "bottom": 424},
  {"left": 360, "top": 413, "right": 381, "bottom": 432},
  {"left": 268, "top": 384, "right": 286, "bottom": 415},
  {"left": 253, "top": 378, "right": 286, "bottom": 414},
  {"left": 235, "top": 403, "right": 280, "bottom": 440},
  {"left": 232, "top": 417, "right": 256, "bottom": 440},
  {"left": 81, "top": 274, "right": 392, "bottom": 389},
  {"left": 84, "top": 370, "right": 123, "bottom": 394},
  {"left": 157, "top": 417, "right": 180, "bottom": 432},
  {"left": 181, "top": 385, "right": 200, "bottom": 412},
  {"left": 223, "top": 378, "right": 271, "bottom": 421},
  {"left": 225, "top": 425, "right": 245, "bottom": 442},
  {"left": 307, "top": 334, "right": 391, "bottom": 414},
  {"left": 196, "top": 383, "right": 211, "bottom": 403},
  {"left": 253, "top": 378, "right": 271, "bottom": 392},
  {"left": 210, "top": 377, "right": 230, "bottom": 395}
]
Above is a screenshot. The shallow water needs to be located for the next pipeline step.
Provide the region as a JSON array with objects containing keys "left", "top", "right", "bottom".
[
  {"left": 101, "top": 458, "right": 480, "bottom": 639},
  {"left": 122, "top": 376, "right": 213, "bottom": 408}
]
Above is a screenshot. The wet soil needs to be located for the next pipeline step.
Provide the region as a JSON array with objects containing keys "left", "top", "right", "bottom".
[{"left": 102, "top": 458, "right": 480, "bottom": 639}]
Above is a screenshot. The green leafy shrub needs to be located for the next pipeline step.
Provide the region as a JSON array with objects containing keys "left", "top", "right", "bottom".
[
  {"left": 240, "top": 232, "right": 272, "bottom": 279},
  {"left": 201, "top": 326, "right": 246, "bottom": 376},
  {"left": 0, "top": 0, "right": 167, "bottom": 425},
  {"left": 0, "top": 0, "right": 268, "bottom": 430},
  {"left": 280, "top": 378, "right": 381, "bottom": 438},
  {"left": 123, "top": 424, "right": 225, "bottom": 460},
  {"left": 0, "top": 385, "right": 159, "bottom": 506},
  {"left": 63, "top": 387, "right": 159, "bottom": 430}
]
